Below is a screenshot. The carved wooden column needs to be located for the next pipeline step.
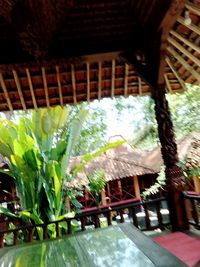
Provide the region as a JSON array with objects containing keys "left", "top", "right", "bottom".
[{"left": 152, "top": 85, "right": 189, "bottom": 231}]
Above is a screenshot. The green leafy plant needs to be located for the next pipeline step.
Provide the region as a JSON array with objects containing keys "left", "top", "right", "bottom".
[
  {"left": 0, "top": 106, "right": 124, "bottom": 239},
  {"left": 87, "top": 169, "right": 106, "bottom": 206},
  {"left": 142, "top": 165, "right": 166, "bottom": 200}
]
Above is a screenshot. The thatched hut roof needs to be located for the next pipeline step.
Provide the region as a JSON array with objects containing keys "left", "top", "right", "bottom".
[
  {"left": 68, "top": 137, "right": 156, "bottom": 187},
  {"left": 141, "top": 132, "right": 200, "bottom": 172}
]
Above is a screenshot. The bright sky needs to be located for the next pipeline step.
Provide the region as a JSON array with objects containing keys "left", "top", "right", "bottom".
[{"left": 90, "top": 96, "right": 144, "bottom": 140}]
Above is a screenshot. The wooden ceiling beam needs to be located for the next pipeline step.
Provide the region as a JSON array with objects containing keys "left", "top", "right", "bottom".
[
  {"left": 170, "top": 30, "right": 200, "bottom": 54},
  {"left": 177, "top": 16, "right": 200, "bottom": 36},
  {"left": 156, "top": 0, "right": 186, "bottom": 86},
  {"left": 55, "top": 66, "right": 64, "bottom": 108},
  {"left": 165, "top": 57, "right": 186, "bottom": 90},
  {"left": 26, "top": 68, "right": 38, "bottom": 111},
  {"left": 86, "top": 62, "right": 90, "bottom": 102},
  {"left": 111, "top": 59, "right": 115, "bottom": 98},
  {"left": 168, "top": 37, "right": 200, "bottom": 68},
  {"left": 12, "top": 70, "right": 26, "bottom": 111},
  {"left": 0, "top": 73, "right": 13, "bottom": 112},
  {"left": 98, "top": 62, "right": 102, "bottom": 101},
  {"left": 71, "top": 64, "right": 77, "bottom": 105},
  {"left": 41, "top": 67, "right": 50, "bottom": 108},
  {"left": 185, "top": 2, "right": 200, "bottom": 16},
  {"left": 164, "top": 73, "right": 172, "bottom": 93},
  {"left": 138, "top": 77, "right": 142, "bottom": 95},
  {"left": 167, "top": 46, "right": 200, "bottom": 82},
  {"left": 124, "top": 63, "right": 128, "bottom": 97}
]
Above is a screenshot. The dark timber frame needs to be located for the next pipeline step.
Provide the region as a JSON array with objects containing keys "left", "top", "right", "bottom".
[{"left": 0, "top": 0, "right": 199, "bottom": 231}]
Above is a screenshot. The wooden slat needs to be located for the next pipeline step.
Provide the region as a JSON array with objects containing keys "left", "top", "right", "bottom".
[
  {"left": 168, "top": 36, "right": 200, "bottom": 68},
  {"left": 138, "top": 77, "right": 142, "bottom": 95},
  {"left": 71, "top": 64, "right": 77, "bottom": 105},
  {"left": 41, "top": 67, "right": 50, "bottom": 108},
  {"left": 12, "top": 70, "right": 26, "bottom": 111},
  {"left": 164, "top": 73, "right": 172, "bottom": 93},
  {"left": 25, "top": 68, "right": 38, "bottom": 111},
  {"left": 170, "top": 30, "right": 200, "bottom": 54},
  {"left": 111, "top": 59, "right": 115, "bottom": 98},
  {"left": 55, "top": 66, "right": 63, "bottom": 107},
  {"left": 177, "top": 16, "right": 200, "bottom": 36},
  {"left": 167, "top": 46, "right": 200, "bottom": 82},
  {"left": 185, "top": 2, "right": 200, "bottom": 16},
  {"left": 124, "top": 63, "right": 128, "bottom": 97},
  {"left": 98, "top": 62, "right": 102, "bottom": 100},
  {"left": 0, "top": 73, "right": 13, "bottom": 112},
  {"left": 86, "top": 62, "right": 90, "bottom": 102}
]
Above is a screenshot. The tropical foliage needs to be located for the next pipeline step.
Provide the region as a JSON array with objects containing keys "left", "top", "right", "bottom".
[
  {"left": 141, "top": 166, "right": 166, "bottom": 200},
  {"left": 87, "top": 169, "right": 106, "bottom": 206},
  {"left": 0, "top": 106, "right": 123, "bottom": 239}
]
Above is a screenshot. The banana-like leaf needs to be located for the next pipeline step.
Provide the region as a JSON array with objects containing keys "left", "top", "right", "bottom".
[
  {"left": 0, "top": 141, "right": 13, "bottom": 158},
  {"left": 72, "top": 140, "right": 125, "bottom": 176},
  {"left": 41, "top": 109, "right": 52, "bottom": 135},
  {"left": 0, "top": 206, "right": 19, "bottom": 218},
  {"left": 61, "top": 109, "right": 88, "bottom": 177}
]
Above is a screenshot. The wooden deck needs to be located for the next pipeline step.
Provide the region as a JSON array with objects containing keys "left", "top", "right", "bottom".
[{"left": 153, "top": 231, "right": 200, "bottom": 267}]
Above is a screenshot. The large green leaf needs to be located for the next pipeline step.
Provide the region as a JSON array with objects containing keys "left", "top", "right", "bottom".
[
  {"left": 61, "top": 109, "right": 88, "bottom": 177},
  {"left": 72, "top": 140, "right": 125, "bottom": 176}
]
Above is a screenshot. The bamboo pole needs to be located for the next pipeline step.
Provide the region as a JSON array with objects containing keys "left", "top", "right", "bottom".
[
  {"left": 98, "top": 62, "right": 102, "bottom": 100},
  {"left": 0, "top": 73, "right": 13, "bottom": 112},
  {"left": 41, "top": 67, "right": 50, "bottom": 108},
  {"left": 185, "top": 2, "right": 200, "bottom": 16},
  {"left": 177, "top": 17, "right": 200, "bottom": 36},
  {"left": 111, "top": 59, "right": 115, "bottom": 98},
  {"left": 86, "top": 62, "right": 90, "bottom": 103},
  {"left": 138, "top": 77, "right": 142, "bottom": 95},
  {"left": 71, "top": 64, "right": 77, "bottom": 105},
  {"left": 13, "top": 70, "right": 26, "bottom": 111},
  {"left": 165, "top": 57, "right": 187, "bottom": 91},
  {"left": 124, "top": 63, "right": 128, "bottom": 97},
  {"left": 56, "top": 66, "right": 63, "bottom": 107},
  {"left": 164, "top": 73, "right": 172, "bottom": 93},
  {"left": 168, "top": 36, "right": 200, "bottom": 68},
  {"left": 167, "top": 46, "right": 200, "bottom": 82},
  {"left": 170, "top": 30, "right": 200, "bottom": 54},
  {"left": 26, "top": 68, "right": 38, "bottom": 111}
]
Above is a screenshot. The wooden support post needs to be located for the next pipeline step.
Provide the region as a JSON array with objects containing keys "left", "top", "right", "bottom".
[
  {"left": 133, "top": 176, "right": 140, "bottom": 198},
  {"left": 66, "top": 197, "right": 71, "bottom": 211},
  {"left": 101, "top": 190, "right": 107, "bottom": 205},
  {"left": 193, "top": 176, "right": 200, "bottom": 193},
  {"left": 152, "top": 85, "right": 189, "bottom": 231}
]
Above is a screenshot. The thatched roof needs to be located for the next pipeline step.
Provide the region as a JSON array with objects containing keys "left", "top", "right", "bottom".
[
  {"left": 68, "top": 138, "right": 156, "bottom": 187},
  {"left": 141, "top": 132, "right": 200, "bottom": 172},
  {"left": 0, "top": 1, "right": 199, "bottom": 111}
]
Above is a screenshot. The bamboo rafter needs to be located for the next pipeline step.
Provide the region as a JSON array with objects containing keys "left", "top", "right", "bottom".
[
  {"left": 86, "top": 62, "right": 90, "bottom": 102},
  {"left": 71, "top": 64, "right": 77, "bottom": 105},
  {"left": 0, "top": 73, "right": 13, "bottom": 112},
  {"left": 55, "top": 66, "right": 63, "bottom": 107},
  {"left": 170, "top": 30, "right": 200, "bottom": 54},
  {"left": 185, "top": 2, "right": 200, "bottom": 16},
  {"left": 165, "top": 57, "right": 186, "bottom": 90},
  {"left": 13, "top": 70, "right": 26, "bottom": 111},
  {"left": 138, "top": 77, "right": 142, "bottom": 95},
  {"left": 42, "top": 67, "right": 50, "bottom": 108},
  {"left": 177, "top": 17, "right": 200, "bottom": 36},
  {"left": 168, "top": 36, "right": 200, "bottom": 68},
  {"left": 111, "top": 60, "right": 115, "bottom": 98},
  {"left": 164, "top": 73, "right": 172, "bottom": 93},
  {"left": 124, "top": 63, "right": 128, "bottom": 97},
  {"left": 167, "top": 46, "right": 200, "bottom": 82},
  {"left": 26, "top": 68, "right": 38, "bottom": 111},
  {"left": 98, "top": 62, "right": 102, "bottom": 100}
]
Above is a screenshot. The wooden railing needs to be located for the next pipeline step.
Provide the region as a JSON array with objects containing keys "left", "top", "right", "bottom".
[
  {"left": 183, "top": 191, "right": 200, "bottom": 229},
  {"left": 0, "top": 197, "right": 170, "bottom": 248}
]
